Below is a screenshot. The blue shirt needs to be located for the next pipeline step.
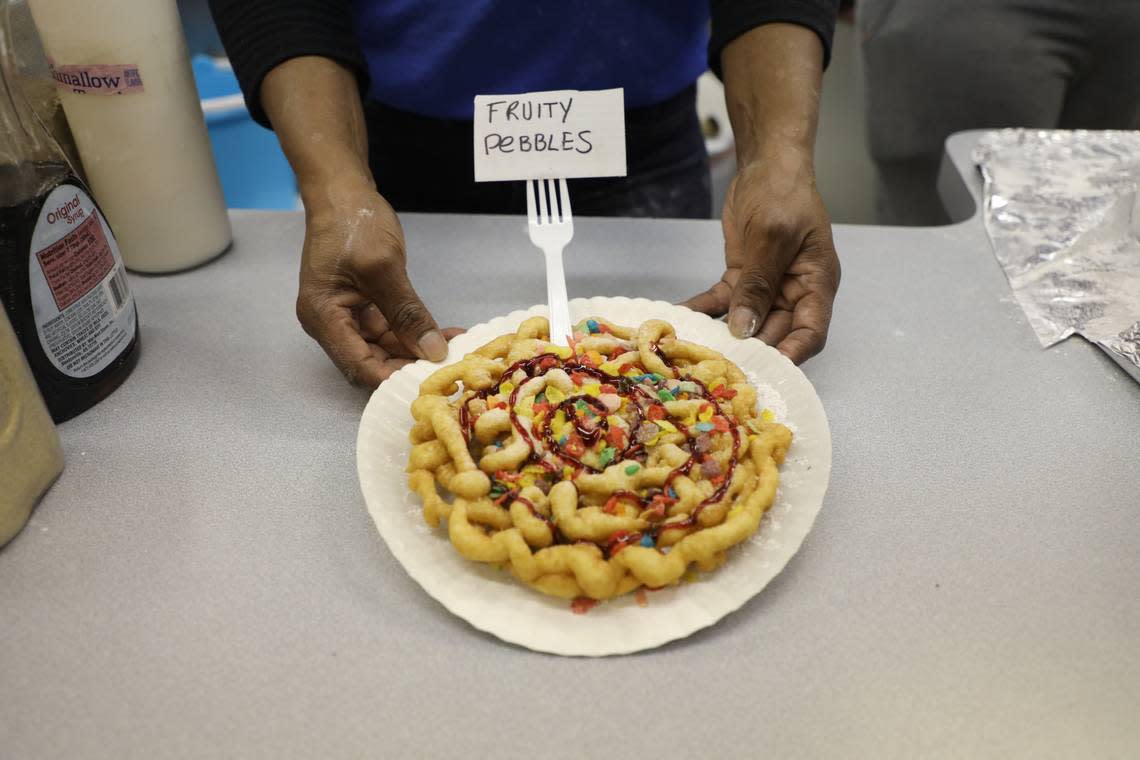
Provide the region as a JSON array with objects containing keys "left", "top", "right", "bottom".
[{"left": 351, "top": 1, "right": 709, "bottom": 119}]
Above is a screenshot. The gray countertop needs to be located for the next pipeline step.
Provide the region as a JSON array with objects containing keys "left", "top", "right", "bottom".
[{"left": 3, "top": 133, "right": 1138, "bottom": 759}]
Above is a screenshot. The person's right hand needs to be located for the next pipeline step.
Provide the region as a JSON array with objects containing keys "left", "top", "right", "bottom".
[{"left": 296, "top": 181, "right": 459, "bottom": 387}]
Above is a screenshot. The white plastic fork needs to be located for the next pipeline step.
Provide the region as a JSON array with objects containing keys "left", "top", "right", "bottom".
[{"left": 526, "top": 177, "right": 574, "bottom": 346}]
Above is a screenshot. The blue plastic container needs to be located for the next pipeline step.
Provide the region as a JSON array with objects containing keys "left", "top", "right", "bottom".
[{"left": 192, "top": 55, "right": 299, "bottom": 209}]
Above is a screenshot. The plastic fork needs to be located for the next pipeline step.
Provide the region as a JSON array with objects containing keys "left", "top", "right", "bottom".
[{"left": 526, "top": 177, "right": 574, "bottom": 346}]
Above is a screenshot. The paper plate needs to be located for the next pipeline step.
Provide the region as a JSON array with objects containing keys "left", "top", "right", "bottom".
[{"left": 356, "top": 297, "right": 831, "bottom": 656}]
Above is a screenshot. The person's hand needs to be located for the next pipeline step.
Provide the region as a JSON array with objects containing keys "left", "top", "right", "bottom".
[
  {"left": 296, "top": 181, "right": 461, "bottom": 386},
  {"left": 683, "top": 152, "right": 840, "bottom": 363}
]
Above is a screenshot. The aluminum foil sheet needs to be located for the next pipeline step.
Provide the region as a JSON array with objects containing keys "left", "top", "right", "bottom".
[{"left": 973, "top": 129, "right": 1140, "bottom": 383}]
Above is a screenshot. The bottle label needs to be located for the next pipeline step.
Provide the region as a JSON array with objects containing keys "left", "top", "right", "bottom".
[
  {"left": 28, "top": 185, "right": 137, "bottom": 379},
  {"left": 49, "top": 62, "right": 144, "bottom": 95}
]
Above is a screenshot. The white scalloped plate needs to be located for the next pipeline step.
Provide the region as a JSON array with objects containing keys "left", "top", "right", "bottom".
[{"left": 356, "top": 297, "right": 831, "bottom": 656}]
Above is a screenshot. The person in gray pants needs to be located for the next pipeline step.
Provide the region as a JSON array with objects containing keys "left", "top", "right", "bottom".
[{"left": 860, "top": 0, "right": 1140, "bottom": 226}]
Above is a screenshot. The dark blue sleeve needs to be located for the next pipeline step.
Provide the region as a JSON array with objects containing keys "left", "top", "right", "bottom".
[
  {"left": 208, "top": 0, "right": 371, "bottom": 128},
  {"left": 709, "top": 0, "right": 841, "bottom": 75}
]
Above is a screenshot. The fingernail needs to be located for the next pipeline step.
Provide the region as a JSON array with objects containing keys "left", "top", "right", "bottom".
[
  {"left": 728, "top": 307, "right": 759, "bottom": 339},
  {"left": 417, "top": 330, "right": 448, "bottom": 362}
]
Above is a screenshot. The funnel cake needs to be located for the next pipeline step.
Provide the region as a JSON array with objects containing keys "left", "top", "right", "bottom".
[{"left": 406, "top": 316, "right": 792, "bottom": 601}]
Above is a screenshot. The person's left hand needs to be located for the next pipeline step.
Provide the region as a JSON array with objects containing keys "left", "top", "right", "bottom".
[{"left": 683, "top": 151, "right": 840, "bottom": 363}]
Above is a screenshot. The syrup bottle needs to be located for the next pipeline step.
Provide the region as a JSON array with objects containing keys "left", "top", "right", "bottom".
[{"left": 0, "top": 12, "right": 138, "bottom": 422}]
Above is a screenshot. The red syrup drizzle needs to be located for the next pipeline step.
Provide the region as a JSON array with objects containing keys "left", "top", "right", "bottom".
[
  {"left": 512, "top": 494, "right": 554, "bottom": 528},
  {"left": 605, "top": 530, "right": 645, "bottom": 557},
  {"left": 653, "top": 375, "right": 742, "bottom": 537},
  {"left": 533, "top": 394, "right": 621, "bottom": 472},
  {"left": 456, "top": 348, "right": 745, "bottom": 550},
  {"left": 495, "top": 490, "right": 563, "bottom": 543},
  {"left": 458, "top": 403, "right": 470, "bottom": 444}
]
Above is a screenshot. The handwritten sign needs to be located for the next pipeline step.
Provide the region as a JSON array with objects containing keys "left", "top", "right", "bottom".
[{"left": 473, "top": 88, "right": 627, "bottom": 182}]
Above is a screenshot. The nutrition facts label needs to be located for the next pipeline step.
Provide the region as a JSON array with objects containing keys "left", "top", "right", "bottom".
[
  {"left": 28, "top": 185, "right": 136, "bottom": 379},
  {"left": 35, "top": 213, "right": 115, "bottom": 310}
]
